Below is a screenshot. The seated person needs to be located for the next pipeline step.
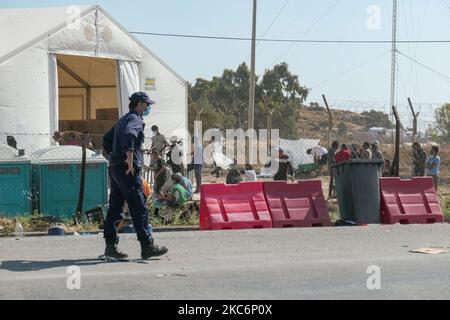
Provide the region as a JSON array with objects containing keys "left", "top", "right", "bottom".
[
  {"left": 244, "top": 164, "right": 257, "bottom": 182},
  {"left": 159, "top": 174, "right": 188, "bottom": 208},
  {"left": 173, "top": 173, "right": 193, "bottom": 201},
  {"left": 151, "top": 149, "right": 167, "bottom": 197},
  {"left": 226, "top": 165, "right": 246, "bottom": 184}
]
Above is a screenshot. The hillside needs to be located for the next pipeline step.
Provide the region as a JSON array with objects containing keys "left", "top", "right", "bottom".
[{"left": 296, "top": 105, "right": 390, "bottom": 144}]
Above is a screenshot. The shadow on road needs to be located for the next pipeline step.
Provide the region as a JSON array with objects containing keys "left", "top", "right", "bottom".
[
  {"left": 0, "top": 257, "right": 157, "bottom": 272},
  {"left": 0, "top": 259, "right": 107, "bottom": 272}
]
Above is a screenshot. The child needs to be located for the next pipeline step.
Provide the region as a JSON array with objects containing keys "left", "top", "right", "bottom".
[{"left": 426, "top": 145, "right": 441, "bottom": 192}]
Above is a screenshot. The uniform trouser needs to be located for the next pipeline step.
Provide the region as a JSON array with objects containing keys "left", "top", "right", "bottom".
[{"left": 104, "top": 164, "right": 152, "bottom": 246}]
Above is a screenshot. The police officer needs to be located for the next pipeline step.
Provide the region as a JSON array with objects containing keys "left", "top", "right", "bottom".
[{"left": 103, "top": 92, "right": 168, "bottom": 260}]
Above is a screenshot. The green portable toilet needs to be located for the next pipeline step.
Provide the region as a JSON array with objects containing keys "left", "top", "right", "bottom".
[
  {"left": 30, "top": 146, "right": 108, "bottom": 218},
  {"left": 332, "top": 159, "right": 383, "bottom": 224},
  {"left": 0, "top": 145, "right": 31, "bottom": 217}
]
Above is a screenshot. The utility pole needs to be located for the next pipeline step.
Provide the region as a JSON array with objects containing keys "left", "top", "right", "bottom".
[
  {"left": 262, "top": 94, "right": 274, "bottom": 157},
  {"left": 247, "top": 0, "right": 257, "bottom": 164},
  {"left": 248, "top": 0, "right": 257, "bottom": 132},
  {"left": 390, "top": 0, "right": 398, "bottom": 144}
]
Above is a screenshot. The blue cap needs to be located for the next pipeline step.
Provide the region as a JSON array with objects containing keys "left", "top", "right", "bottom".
[{"left": 129, "top": 91, "right": 156, "bottom": 105}]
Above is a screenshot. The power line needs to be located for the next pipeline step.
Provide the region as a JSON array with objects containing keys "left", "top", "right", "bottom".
[
  {"left": 397, "top": 50, "right": 450, "bottom": 83},
  {"left": 244, "top": 0, "right": 291, "bottom": 62},
  {"left": 269, "top": 0, "right": 343, "bottom": 66},
  {"left": 130, "top": 31, "right": 450, "bottom": 44},
  {"left": 311, "top": 50, "right": 390, "bottom": 89},
  {"left": 258, "top": 0, "right": 291, "bottom": 41},
  {"left": 441, "top": 0, "right": 450, "bottom": 10}
]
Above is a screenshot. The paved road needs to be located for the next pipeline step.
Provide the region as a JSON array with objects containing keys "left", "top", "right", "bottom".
[{"left": 1, "top": 224, "right": 450, "bottom": 300}]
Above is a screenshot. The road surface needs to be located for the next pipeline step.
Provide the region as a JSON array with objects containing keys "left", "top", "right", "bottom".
[{"left": 1, "top": 224, "right": 450, "bottom": 299}]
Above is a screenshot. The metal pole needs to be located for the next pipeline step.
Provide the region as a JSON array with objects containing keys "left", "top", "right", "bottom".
[
  {"left": 248, "top": 0, "right": 257, "bottom": 132},
  {"left": 390, "top": 0, "right": 398, "bottom": 144},
  {"left": 247, "top": 0, "right": 257, "bottom": 164},
  {"left": 322, "top": 94, "right": 333, "bottom": 148},
  {"left": 407, "top": 97, "right": 418, "bottom": 143},
  {"left": 75, "top": 133, "right": 90, "bottom": 225},
  {"left": 390, "top": 106, "right": 401, "bottom": 177}
]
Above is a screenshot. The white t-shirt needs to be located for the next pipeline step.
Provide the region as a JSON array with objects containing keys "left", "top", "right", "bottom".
[{"left": 311, "top": 146, "right": 328, "bottom": 158}]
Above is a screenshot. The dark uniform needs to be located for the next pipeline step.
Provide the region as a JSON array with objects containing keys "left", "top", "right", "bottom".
[
  {"left": 103, "top": 110, "right": 152, "bottom": 246},
  {"left": 102, "top": 91, "right": 167, "bottom": 260}
]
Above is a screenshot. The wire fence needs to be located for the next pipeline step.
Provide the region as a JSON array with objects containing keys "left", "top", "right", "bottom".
[
  {"left": 0, "top": 99, "right": 448, "bottom": 189},
  {"left": 314, "top": 101, "right": 450, "bottom": 187}
]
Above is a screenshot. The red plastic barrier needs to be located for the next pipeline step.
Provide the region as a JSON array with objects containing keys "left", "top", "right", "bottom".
[
  {"left": 263, "top": 180, "right": 332, "bottom": 228},
  {"left": 199, "top": 182, "right": 273, "bottom": 230},
  {"left": 380, "top": 177, "right": 444, "bottom": 225}
]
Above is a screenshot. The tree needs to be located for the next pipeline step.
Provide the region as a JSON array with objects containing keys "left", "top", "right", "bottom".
[
  {"left": 188, "top": 62, "right": 310, "bottom": 139},
  {"left": 362, "top": 110, "right": 394, "bottom": 130},
  {"left": 257, "top": 63, "right": 310, "bottom": 138},
  {"left": 434, "top": 103, "right": 450, "bottom": 142}
]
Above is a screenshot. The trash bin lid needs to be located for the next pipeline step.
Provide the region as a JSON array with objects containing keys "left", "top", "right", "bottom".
[
  {"left": 0, "top": 145, "right": 30, "bottom": 162},
  {"left": 332, "top": 159, "right": 383, "bottom": 168},
  {"left": 30, "top": 146, "right": 107, "bottom": 164}
]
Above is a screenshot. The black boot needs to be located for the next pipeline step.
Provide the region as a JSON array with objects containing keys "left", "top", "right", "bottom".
[
  {"left": 141, "top": 240, "right": 168, "bottom": 260},
  {"left": 104, "top": 242, "right": 128, "bottom": 261}
]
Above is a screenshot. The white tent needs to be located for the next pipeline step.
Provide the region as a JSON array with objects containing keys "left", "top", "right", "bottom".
[{"left": 0, "top": 5, "right": 187, "bottom": 153}]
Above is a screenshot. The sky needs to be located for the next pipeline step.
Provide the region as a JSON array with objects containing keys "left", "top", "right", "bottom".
[{"left": 1, "top": 0, "right": 450, "bottom": 121}]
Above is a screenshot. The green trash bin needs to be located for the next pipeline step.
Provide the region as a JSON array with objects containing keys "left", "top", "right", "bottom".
[
  {"left": 30, "top": 146, "right": 108, "bottom": 218},
  {"left": 0, "top": 145, "right": 31, "bottom": 217},
  {"left": 332, "top": 159, "right": 383, "bottom": 224}
]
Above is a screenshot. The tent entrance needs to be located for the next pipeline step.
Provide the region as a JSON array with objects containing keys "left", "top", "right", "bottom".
[{"left": 56, "top": 54, "right": 119, "bottom": 149}]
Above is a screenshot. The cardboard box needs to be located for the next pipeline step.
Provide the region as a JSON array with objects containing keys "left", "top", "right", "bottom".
[
  {"left": 96, "top": 109, "right": 108, "bottom": 120},
  {"left": 96, "top": 108, "right": 119, "bottom": 121},
  {"left": 106, "top": 108, "right": 119, "bottom": 120}
]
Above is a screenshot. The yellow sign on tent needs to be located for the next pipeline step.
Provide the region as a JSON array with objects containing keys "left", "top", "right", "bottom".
[{"left": 145, "top": 78, "right": 156, "bottom": 91}]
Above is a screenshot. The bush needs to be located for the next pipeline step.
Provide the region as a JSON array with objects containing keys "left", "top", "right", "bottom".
[{"left": 441, "top": 195, "right": 450, "bottom": 222}]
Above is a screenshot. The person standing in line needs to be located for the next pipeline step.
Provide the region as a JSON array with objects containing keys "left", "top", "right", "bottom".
[
  {"left": 426, "top": 145, "right": 441, "bottom": 192},
  {"left": 412, "top": 142, "right": 427, "bottom": 177},
  {"left": 371, "top": 141, "right": 384, "bottom": 176},
  {"left": 361, "top": 142, "right": 372, "bottom": 160},
  {"left": 274, "top": 147, "right": 295, "bottom": 181},
  {"left": 187, "top": 136, "right": 203, "bottom": 193},
  {"left": 335, "top": 144, "right": 352, "bottom": 163}
]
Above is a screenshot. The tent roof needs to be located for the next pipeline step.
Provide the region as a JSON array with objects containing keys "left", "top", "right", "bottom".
[
  {"left": 0, "top": 5, "right": 185, "bottom": 84},
  {"left": 0, "top": 5, "right": 94, "bottom": 62}
]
